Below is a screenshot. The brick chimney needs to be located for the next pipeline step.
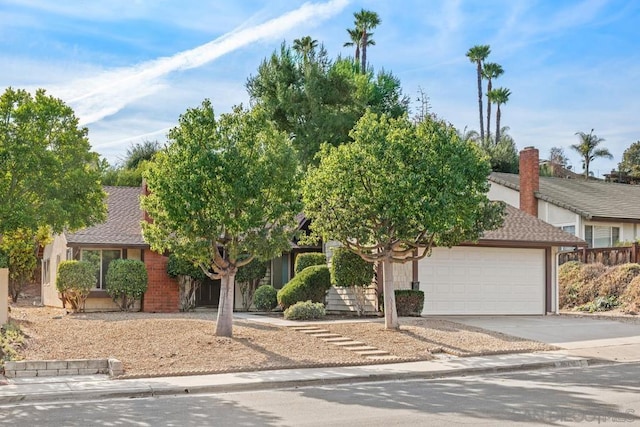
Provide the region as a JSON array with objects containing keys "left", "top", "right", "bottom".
[{"left": 519, "top": 146, "right": 539, "bottom": 217}]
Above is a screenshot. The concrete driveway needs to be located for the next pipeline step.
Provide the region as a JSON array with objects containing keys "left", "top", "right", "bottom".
[{"left": 442, "top": 315, "right": 640, "bottom": 362}]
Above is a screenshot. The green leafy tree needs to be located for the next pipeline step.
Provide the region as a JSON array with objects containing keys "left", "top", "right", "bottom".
[
  {"left": 292, "top": 36, "right": 318, "bottom": 67},
  {"left": 0, "top": 87, "right": 106, "bottom": 236},
  {"left": 571, "top": 129, "right": 613, "bottom": 179},
  {"left": 478, "top": 126, "right": 519, "bottom": 173},
  {"left": 236, "top": 259, "right": 268, "bottom": 311},
  {"left": 1, "top": 227, "right": 51, "bottom": 302},
  {"left": 142, "top": 101, "right": 300, "bottom": 337},
  {"left": 167, "top": 254, "right": 207, "bottom": 312},
  {"left": 247, "top": 44, "right": 407, "bottom": 169},
  {"left": 124, "top": 140, "right": 160, "bottom": 170},
  {"left": 619, "top": 141, "right": 640, "bottom": 177},
  {"left": 303, "top": 111, "right": 504, "bottom": 329},
  {"left": 482, "top": 62, "right": 504, "bottom": 141},
  {"left": 466, "top": 45, "right": 491, "bottom": 141},
  {"left": 352, "top": 9, "right": 381, "bottom": 73}
]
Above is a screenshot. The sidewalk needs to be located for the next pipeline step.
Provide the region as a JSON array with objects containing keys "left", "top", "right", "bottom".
[{"left": 0, "top": 351, "right": 604, "bottom": 405}]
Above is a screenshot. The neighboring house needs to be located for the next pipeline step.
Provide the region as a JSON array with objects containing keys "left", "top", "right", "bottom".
[
  {"left": 41, "top": 186, "right": 320, "bottom": 312},
  {"left": 489, "top": 147, "right": 640, "bottom": 248}
]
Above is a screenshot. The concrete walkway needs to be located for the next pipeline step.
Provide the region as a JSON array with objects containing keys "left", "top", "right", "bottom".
[{"left": 1, "top": 313, "right": 637, "bottom": 405}]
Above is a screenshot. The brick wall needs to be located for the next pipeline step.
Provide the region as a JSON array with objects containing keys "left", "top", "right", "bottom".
[
  {"left": 519, "top": 146, "right": 540, "bottom": 217},
  {"left": 143, "top": 249, "right": 179, "bottom": 312}
]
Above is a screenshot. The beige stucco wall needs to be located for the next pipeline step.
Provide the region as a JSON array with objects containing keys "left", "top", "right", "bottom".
[
  {"left": 487, "top": 182, "right": 519, "bottom": 207},
  {"left": 41, "top": 234, "right": 68, "bottom": 308}
]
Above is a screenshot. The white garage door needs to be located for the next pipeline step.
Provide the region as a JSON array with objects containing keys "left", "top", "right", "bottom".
[{"left": 418, "top": 247, "right": 545, "bottom": 315}]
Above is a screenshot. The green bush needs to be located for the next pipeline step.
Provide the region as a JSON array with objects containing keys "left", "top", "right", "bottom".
[
  {"left": 278, "top": 265, "right": 331, "bottom": 309},
  {"left": 0, "top": 250, "right": 8, "bottom": 268},
  {"left": 330, "top": 248, "right": 374, "bottom": 287},
  {"left": 0, "top": 323, "right": 25, "bottom": 362},
  {"left": 56, "top": 260, "right": 97, "bottom": 312},
  {"left": 237, "top": 259, "right": 268, "bottom": 311},
  {"left": 106, "top": 259, "right": 148, "bottom": 311},
  {"left": 253, "top": 285, "right": 278, "bottom": 311},
  {"left": 283, "top": 300, "right": 326, "bottom": 320},
  {"left": 294, "top": 252, "right": 326, "bottom": 275},
  {"left": 577, "top": 295, "right": 620, "bottom": 313},
  {"left": 395, "top": 290, "right": 424, "bottom": 316}
]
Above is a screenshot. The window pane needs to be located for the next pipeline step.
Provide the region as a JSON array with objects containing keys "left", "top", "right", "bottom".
[
  {"left": 102, "top": 250, "right": 122, "bottom": 290},
  {"left": 585, "top": 226, "right": 593, "bottom": 247},
  {"left": 594, "top": 226, "right": 611, "bottom": 248},
  {"left": 81, "top": 250, "right": 101, "bottom": 288},
  {"left": 612, "top": 227, "right": 620, "bottom": 245},
  {"left": 562, "top": 225, "right": 575, "bottom": 235}
]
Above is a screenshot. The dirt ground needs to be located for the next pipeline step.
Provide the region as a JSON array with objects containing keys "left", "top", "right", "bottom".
[{"left": 6, "top": 301, "right": 554, "bottom": 378}]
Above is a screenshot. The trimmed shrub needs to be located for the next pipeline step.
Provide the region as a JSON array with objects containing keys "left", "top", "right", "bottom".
[
  {"left": 106, "top": 259, "right": 148, "bottom": 311},
  {"left": 283, "top": 300, "right": 326, "bottom": 320},
  {"left": 294, "top": 252, "right": 326, "bottom": 275},
  {"left": 278, "top": 265, "right": 331, "bottom": 309},
  {"left": 331, "top": 248, "right": 374, "bottom": 316},
  {"left": 253, "top": 285, "right": 278, "bottom": 311},
  {"left": 56, "top": 260, "right": 96, "bottom": 312},
  {"left": 577, "top": 295, "right": 620, "bottom": 313},
  {"left": 596, "top": 263, "right": 640, "bottom": 298},
  {"left": 395, "top": 290, "right": 424, "bottom": 316},
  {"left": 621, "top": 276, "right": 640, "bottom": 314},
  {"left": 167, "top": 254, "right": 206, "bottom": 312}
]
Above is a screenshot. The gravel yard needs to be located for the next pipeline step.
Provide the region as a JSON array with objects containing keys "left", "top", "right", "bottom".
[{"left": 7, "top": 305, "right": 554, "bottom": 378}]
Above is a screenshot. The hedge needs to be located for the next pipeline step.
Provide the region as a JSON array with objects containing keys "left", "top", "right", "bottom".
[
  {"left": 294, "top": 252, "right": 326, "bottom": 275},
  {"left": 379, "top": 289, "right": 425, "bottom": 316},
  {"left": 277, "top": 265, "right": 331, "bottom": 309}
]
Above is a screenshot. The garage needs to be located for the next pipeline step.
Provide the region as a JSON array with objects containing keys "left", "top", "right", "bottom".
[{"left": 419, "top": 246, "right": 545, "bottom": 315}]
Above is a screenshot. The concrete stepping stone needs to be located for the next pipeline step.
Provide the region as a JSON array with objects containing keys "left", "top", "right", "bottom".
[
  {"left": 332, "top": 341, "right": 365, "bottom": 347},
  {"left": 355, "top": 349, "right": 391, "bottom": 356},
  {"left": 344, "top": 345, "right": 379, "bottom": 352},
  {"left": 290, "top": 326, "right": 324, "bottom": 331},
  {"left": 366, "top": 355, "right": 400, "bottom": 361},
  {"left": 313, "top": 333, "right": 343, "bottom": 339},
  {"left": 322, "top": 337, "right": 353, "bottom": 343}
]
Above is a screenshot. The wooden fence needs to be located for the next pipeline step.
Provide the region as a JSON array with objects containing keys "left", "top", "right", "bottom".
[{"left": 559, "top": 242, "right": 640, "bottom": 266}]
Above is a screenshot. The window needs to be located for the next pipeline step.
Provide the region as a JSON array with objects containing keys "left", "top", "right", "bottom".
[
  {"left": 80, "top": 249, "right": 122, "bottom": 289},
  {"left": 42, "top": 259, "right": 50, "bottom": 284},
  {"left": 561, "top": 225, "right": 575, "bottom": 235},
  {"left": 584, "top": 225, "right": 620, "bottom": 248}
]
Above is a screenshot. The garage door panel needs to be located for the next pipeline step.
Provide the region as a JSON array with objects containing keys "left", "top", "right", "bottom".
[{"left": 419, "top": 247, "right": 545, "bottom": 315}]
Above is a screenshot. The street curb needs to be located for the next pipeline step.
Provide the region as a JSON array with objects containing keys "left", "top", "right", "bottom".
[{"left": 0, "top": 357, "right": 610, "bottom": 405}]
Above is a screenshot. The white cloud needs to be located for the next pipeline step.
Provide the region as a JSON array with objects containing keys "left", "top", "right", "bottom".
[{"left": 47, "top": 0, "right": 350, "bottom": 126}]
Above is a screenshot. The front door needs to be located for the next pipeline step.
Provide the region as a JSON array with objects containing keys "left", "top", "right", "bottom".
[{"left": 196, "top": 277, "right": 221, "bottom": 307}]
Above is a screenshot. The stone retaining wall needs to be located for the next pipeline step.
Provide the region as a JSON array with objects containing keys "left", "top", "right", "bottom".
[{"left": 3, "top": 358, "right": 123, "bottom": 378}]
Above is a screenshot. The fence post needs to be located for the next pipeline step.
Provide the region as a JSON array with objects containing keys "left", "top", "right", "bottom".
[
  {"left": 581, "top": 247, "right": 587, "bottom": 263},
  {"left": 633, "top": 242, "right": 639, "bottom": 264}
]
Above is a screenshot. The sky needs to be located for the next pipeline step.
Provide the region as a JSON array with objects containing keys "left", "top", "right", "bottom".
[{"left": 1, "top": 0, "right": 638, "bottom": 177}]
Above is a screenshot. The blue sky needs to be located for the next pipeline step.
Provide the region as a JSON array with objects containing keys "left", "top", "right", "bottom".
[{"left": 1, "top": 0, "right": 638, "bottom": 176}]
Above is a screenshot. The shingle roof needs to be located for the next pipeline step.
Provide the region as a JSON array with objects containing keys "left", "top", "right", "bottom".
[
  {"left": 66, "top": 186, "right": 147, "bottom": 247},
  {"left": 490, "top": 172, "right": 640, "bottom": 221},
  {"left": 478, "top": 204, "right": 586, "bottom": 247}
]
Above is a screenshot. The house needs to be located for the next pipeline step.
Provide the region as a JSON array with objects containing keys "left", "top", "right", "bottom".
[
  {"left": 489, "top": 147, "right": 640, "bottom": 248},
  {"left": 41, "top": 186, "right": 320, "bottom": 312}
]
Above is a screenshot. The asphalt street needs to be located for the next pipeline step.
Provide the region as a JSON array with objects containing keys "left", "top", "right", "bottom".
[{"left": 2, "top": 363, "right": 639, "bottom": 427}]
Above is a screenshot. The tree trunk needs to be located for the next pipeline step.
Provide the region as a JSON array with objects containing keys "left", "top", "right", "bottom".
[
  {"left": 486, "top": 80, "right": 492, "bottom": 142},
  {"left": 355, "top": 45, "right": 360, "bottom": 72},
  {"left": 382, "top": 258, "right": 399, "bottom": 330},
  {"left": 476, "top": 62, "right": 484, "bottom": 141},
  {"left": 361, "top": 33, "right": 367, "bottom": 74},
  {"left": 215, "top": 272, "right": 236, "bottom": 337},
  {"left": 495, "top": 104, "right": 501, "bottom": 146}
]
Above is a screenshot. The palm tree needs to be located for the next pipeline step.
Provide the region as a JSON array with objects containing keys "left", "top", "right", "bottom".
[
  {"left": 343, "top": 28, "right": 361, "bottom": 70},
  {"left": 353, "top": 9, "right": 380, "bottom": 73},
  {"left": 487, "top": 87, "right": 510, "bottom": 146},
  {"left": 466, "top": 45, "right": 491, "bottom": 141},
  {"left": 482, "top": 62, "right": 504, "bottom": 141},
  {"left": 293, "top": 36, "right": 318, "bottom": 65},
  {"left": 571, "top": 129, "right": 613, "bottom": 179}
]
